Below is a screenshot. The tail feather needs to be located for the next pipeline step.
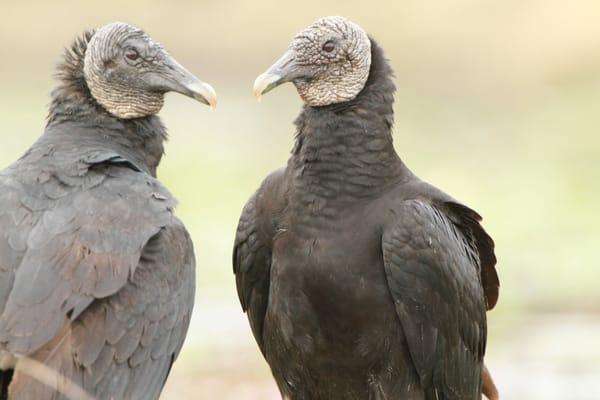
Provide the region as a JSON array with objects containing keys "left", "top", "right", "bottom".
[{"left": 482, "top": 364, "right": 499, "bottom": 400}]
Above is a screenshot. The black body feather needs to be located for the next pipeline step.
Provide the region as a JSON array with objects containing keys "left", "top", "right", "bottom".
[
  {"left": 234, "top": 39, "right": 498, "bottom": 400},
  {"left": 0, "top": 32, "right": 195, "bottom": 400}
]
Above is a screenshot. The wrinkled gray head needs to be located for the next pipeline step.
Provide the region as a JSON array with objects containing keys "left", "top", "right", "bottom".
[
  {"left": 84, "top": 22, "right": 216, "bottom": 119},
  {"left": 254, "top": 16, "right": 371, "bottom": 107}
]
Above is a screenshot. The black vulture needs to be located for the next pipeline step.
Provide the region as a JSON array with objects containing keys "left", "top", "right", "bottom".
[
  {"left": 0, "top": 22, "right": 215, "bottom": 399},
  {"left": 234, "top": 16, "right": 500, "bottom": 400}
]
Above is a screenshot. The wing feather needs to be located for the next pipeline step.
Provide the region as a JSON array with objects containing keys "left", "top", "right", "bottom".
[
  {"left": 382, "top": 199, "right": 487, "bottom": 399},
  {"left": 8, "top": 221, "right": 195, "bottom": 400},
  {"left": 233, "top": 169, "right": 286, "bottom": 356},
  {"left": 0, "top": 166, "right": 176, "bottom": 355}
]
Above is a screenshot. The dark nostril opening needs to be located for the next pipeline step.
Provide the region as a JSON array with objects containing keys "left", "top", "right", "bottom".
[
  {"left": 164, "top": 62, "right": 186, "bottom": 78},
  {"left": 280, "top": 57, "right": 295, "bottom": 69}
]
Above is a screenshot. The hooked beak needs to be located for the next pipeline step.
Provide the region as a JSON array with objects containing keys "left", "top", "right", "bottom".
[
  {"left": 253, "top": 50, "right": 306, "bottom": 101},
  {"left": 182, "top": 79, "right": 218, "bottom": 111},
  {"left": 160, "top": 53, "right": 217, "bottom": 110}
]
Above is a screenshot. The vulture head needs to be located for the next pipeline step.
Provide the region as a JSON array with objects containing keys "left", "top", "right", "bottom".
[
  {"left": 254, "top": 16, "right": 371, "bottom": 106},
  {"left": 83, "top": 22, "right": 216, "bottom": 118}
]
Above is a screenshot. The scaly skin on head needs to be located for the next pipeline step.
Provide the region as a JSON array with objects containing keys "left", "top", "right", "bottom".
[
  {"left": 84, "top": 23, "right": 164, "bottom": 118},
  {"left": 254, "top": 16, "right": 371, "bottom": 107},
  {"left": 292, "top": 17, "right": 371, "bottom": 106},
  {"left": 84, "top": 22, "right": 216, "bottom": 119}
]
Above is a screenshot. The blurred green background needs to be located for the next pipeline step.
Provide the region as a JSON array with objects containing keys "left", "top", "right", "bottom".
[{"left": 1, "top": 0, "right": 599, "bottom": 399}]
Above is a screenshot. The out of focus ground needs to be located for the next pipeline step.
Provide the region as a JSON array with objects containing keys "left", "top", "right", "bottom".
[{"left": 1, "top": 1, "right": 599, "bottom": 399}]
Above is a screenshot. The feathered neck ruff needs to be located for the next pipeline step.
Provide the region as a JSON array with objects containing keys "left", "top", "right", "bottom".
[
  {"left": 288, "top": 38, "right": 406, "bottom": 205},
  {"left": 44, "top": 31, "right": 167, "bottom": 177}
]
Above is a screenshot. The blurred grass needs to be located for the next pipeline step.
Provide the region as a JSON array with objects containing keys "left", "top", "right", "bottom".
[{"left": 0, "top": 1, "right": 599, "bottom": 399}]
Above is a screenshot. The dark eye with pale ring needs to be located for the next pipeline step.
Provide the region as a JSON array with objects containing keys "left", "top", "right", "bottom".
[
  {"left": 322, "top": 41, "right": 335, "bottom": 53},
  {"left": 125, "top": 49, "right": 140, "bottom": 61}
]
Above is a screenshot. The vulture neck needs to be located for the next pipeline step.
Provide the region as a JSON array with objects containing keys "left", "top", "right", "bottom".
[
  {"left": 45, "top": 31, "right": 166, "bottom": 177},
  {"left": 289, "top": 39, "right": 407, "bottom": 210}
]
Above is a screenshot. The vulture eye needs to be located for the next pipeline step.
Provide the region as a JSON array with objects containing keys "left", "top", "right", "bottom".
[
  {"left": 322, "top": 41, "right": 336, "bottom": 53},
  {"left": 125, "top": 49, "right": 140, "bottom": 61}
]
